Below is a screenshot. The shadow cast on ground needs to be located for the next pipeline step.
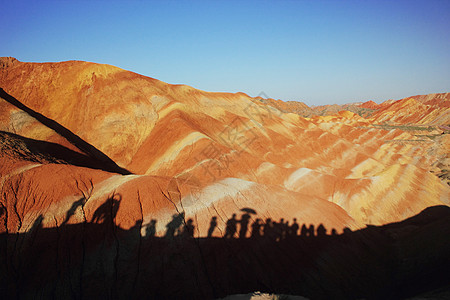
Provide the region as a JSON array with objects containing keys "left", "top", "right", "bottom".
[
  {"left": 1, "top": 203, "right": 449, "bottom": 300},
  {"left": 0, "top": 88, "right": 131, "bottom": 175}
]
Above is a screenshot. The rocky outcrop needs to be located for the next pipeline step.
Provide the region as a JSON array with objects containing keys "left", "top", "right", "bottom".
[{"left": 0, "top": 57, "right": 18, "bottom": 69}]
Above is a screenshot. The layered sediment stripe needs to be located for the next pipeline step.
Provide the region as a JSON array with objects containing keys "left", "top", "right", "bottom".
[
  {"left": 284, "top": 168, "right": 313, "bottom": 191},
  {"left": 0, "top": 164, "right": 41, "bottom": 190},
  {"left": 145, "top": 131, "right": 210, "bottom": 174},
  {"left": 337, "top": 164, "right": 448, "bottom": 224},
  {"left": 85, "top": 174, "right": 143, "bottom": 210}
]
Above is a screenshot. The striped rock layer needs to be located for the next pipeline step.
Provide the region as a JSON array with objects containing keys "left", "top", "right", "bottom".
[{"left": 0, "top": 57, "right": 449, "bottom": 236}]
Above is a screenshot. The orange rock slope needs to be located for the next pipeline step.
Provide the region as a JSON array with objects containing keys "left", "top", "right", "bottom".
[
  {"left": 0, "top": 57, "right": 449, "bottom": 237},
  {"left": 369, "top": 93, "right": 450, "bottom": 125}
]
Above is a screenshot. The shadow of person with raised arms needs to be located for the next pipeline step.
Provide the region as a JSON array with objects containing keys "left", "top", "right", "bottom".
[
  {"left": 91, "top": 193, "right": 122, "bottom": 225},
  {"left": 62, "top": 197, "right": 87, "bottom": 225}
]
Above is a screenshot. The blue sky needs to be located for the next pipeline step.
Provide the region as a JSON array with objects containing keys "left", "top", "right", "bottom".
[{"left": 1, "top": 0, "right": 449, "bottom": 105}]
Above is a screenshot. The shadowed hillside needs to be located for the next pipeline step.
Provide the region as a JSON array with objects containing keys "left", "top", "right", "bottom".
[
  {"left": 0, "top": 88, "right": 131, "bottom": 175},
  {"left": 1, "top": 205, "right": 449, "bottom": 299},
  {"left": 0, "top": 131, "right": 125, "bottom": 172}
]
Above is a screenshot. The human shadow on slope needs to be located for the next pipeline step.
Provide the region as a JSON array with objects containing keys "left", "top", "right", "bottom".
[
  {"left": 145, "top": 219, "right": 157, "bottom": 238},
  {"left": 207, "top": 216, "right": 217, "bottom": 238},
  {"left": 0, "top": 88, "right": 131, "bottom": 175},
  {"left": 91, "top": 192, "right": 122, "bottom": 225},
  {"left": 164, "top": 212, "right": 185, "bottom": 238},
  {"left": 1, "top": 205, "right": 450, "bottom": 300},
  {"left": 62, "top": 197, "right": 87, "bottom": 225},
  {"left": 224, "top": 213, "right": 238, "bottom": 238}
]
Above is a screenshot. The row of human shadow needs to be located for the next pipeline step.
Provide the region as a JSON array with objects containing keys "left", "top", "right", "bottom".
[
  {"left": 51, "top": 194, "right": 350, "bottom": 240},
  {"left": 3, "top": 199, "right": 449, "bottom": 300},
  {"left": 43, "top": 194, "right": 350, "bottom": 241},
  {"left": 146, "top": 212, "right": 349, "bottom": 240}
]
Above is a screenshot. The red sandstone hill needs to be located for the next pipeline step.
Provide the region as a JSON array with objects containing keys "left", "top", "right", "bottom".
[
  {"left": 0, "top": 57, "right": 448, "bottom": 235},
  {"left": 358, "top": 100, "right": 381, "bottom": 109},
  {"left": 369, "top": 94, "right": 450, "bottom": 125},
  {"left": 1, "top": 57, "right": 449, "bottom": 299},
  {"left": 266, "top": 94, "right": 449, "bottom": 124}
]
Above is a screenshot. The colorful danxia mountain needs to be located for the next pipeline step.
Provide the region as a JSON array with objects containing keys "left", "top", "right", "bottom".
[{"left": 1, "top": 57, "right": 449, "bottom": 299}]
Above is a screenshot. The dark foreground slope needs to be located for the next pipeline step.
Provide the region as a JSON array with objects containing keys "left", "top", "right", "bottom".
[{"left": 1, "top": 205, "right": 449, "bottom": 300}]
